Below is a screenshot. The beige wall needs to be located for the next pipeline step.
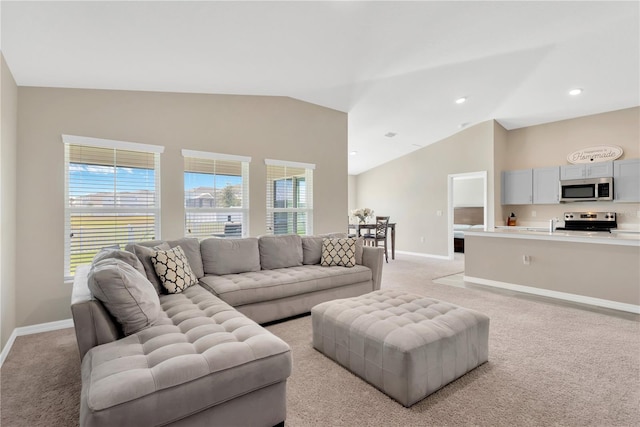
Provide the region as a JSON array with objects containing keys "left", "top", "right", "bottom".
[
  {"left": 493, "top": 121, "right": 509, "bottom": 226},
  {"left": 347, "top": 174, "right": 357, "bottom": 217},
  {"left": 504, "top": 107, "right": 640, "bottom": 228},
  {"left": 16, "top": 87, "right": 347, "bottom": 327},
  {"left": 1, "top": 53, "right": 18, "bottom": 351},
  {"left": 356, "top": 120, "right": 495, "bottom": 256},
  {"left": 465, "top": 235, "right": 640, "bottom": 306}
]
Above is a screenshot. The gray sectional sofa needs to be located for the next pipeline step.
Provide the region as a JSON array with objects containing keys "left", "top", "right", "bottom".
[{"left": 71, "top": 234, "right": 383, "bottom": 426}]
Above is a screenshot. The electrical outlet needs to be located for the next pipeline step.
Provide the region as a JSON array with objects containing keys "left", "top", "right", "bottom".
[
  {"left": 436, "top": 210, "right": 442, "bottom": 217},
  {"left": 420, "top": 236, "right": 425, "bottom": 243},
  {"left": 531, "top": 211, "right": 537, "bottom": 217},
  {"left": 522, "top": 255, "right": 531, "bottom": 265}
]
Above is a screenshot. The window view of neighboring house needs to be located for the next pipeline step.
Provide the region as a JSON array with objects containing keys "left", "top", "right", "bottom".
[
  {"left": 63, "top": 135, "right": 163, "bottom": 278},
  {"left": 183, "top": 150, "right": 250, "bottom": 239},
  {"left": 265, "top": 159, "right": 314, "bottom": 235}
]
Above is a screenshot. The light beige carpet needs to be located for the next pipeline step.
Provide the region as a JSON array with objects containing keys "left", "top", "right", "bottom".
[{"left": 2, "top": 254, "right": 639, "bottom": 426}]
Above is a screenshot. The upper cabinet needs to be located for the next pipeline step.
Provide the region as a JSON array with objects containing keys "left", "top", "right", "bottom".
[
  {"left": 533, "top": 166, "right": 560, "bottom": 204},
  {"left": 614, "top": 159, "right": 640, "bottom": 202},
  {"left": 560, "top": 161, "right": 613, "bottom": 180},
  {"left": 502, "top": 169, "right": 532, "bottom": 205}
]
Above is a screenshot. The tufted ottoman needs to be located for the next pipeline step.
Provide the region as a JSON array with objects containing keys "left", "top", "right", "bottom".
[
  {"left": 311, "top": 289, "right": 489, "bottom": 407},
  {"left": 80, "top": 285, "right": 292, "bottom": 426}
]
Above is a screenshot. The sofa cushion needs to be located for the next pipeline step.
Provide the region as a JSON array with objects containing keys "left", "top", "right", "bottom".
[
  {"left": 167, "top": 237, "right": 205, "bottom": 279},
  {"left": 151, "top": 246, "right": 198, "bottom": 294},
  {"left": 199, "top": 264, "right": 372, "bottom": 307},
  {"left": 259, "top": 235, "right": 303, "bottom": 270},
  {"left": 80, "top": 285, "right": 291, "bottom": 425},
  {"left": 201, "top": 237, "right": 261, "bottom": 275},
  {"left": 92, "top": 249, "right": 146, "bottom": 277},
  {"left": 88, "top": 258, "right": 161, "bottom": 336},
  {"left": 321, "top": 238, "right": 356, "bottom": 267},
  {"left": 125, "top": 242, "right": 171, "bottom": 294}
]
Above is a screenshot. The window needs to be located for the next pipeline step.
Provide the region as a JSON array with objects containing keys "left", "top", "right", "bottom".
[
  {"left": 183, "top": 150, "right": 250, "bottom": 239},
  {"left": 265, "top": 159, "right": 314, "bottom": 235},
  {"left": 63, "top": 135, "right": 163, "bottom": 278}
]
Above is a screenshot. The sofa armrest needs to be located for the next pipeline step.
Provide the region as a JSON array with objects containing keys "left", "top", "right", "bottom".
[
  {"left": 361, "top": 246, "right": 384, "bottom": 290},
  {"left": 71, "top": 265, "right": 121, "bottom": 361}
]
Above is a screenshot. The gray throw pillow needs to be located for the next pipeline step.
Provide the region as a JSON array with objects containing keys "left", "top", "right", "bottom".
[
  {"left": 92, "top": 249, "right": 146, "bottom": 276},
  {"left": 167, "top": 237, "right": 205, "bottom": 279},
  {"left": 259, "top": 235, "right": 303, "bottom": 270},
  {"left": 88, "top": 258, "right": 160, "bottom": 336},
  {"left": 200, "top": 237, "right": 260, "bottom": 275},
  {"left": 125, "top": 242, "right": 171, "bottom": 294}
]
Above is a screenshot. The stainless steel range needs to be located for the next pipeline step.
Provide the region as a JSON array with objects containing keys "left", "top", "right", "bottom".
[{"left": 556, "top": 212, "right": 617, "bottom": 232}]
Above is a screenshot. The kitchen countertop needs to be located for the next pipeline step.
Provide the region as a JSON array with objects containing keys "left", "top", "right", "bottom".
[{"left": 465, "top": 227, "right": 640, "bottom": 247}]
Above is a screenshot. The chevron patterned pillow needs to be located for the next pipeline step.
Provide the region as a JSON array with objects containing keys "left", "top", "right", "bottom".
[
  {"left": 151, "top": 246, "right": 198, "bottom": 294},
  {"left": 321, "top": 237, "right": 356, "bottom": 267}
]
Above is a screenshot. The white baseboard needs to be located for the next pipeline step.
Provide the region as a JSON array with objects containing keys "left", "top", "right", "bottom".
[
  {"left": 0, "top": 318, "right": 74, "bottom": 368},
  {"left": 395, "top": 250, "right": 452, "bottom": 260},
  {"left": 463, "top": 275, "right": 640, "bottom": 314}
]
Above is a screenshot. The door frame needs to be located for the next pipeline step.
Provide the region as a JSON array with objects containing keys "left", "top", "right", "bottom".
[{"left": 447, "top": 171, "right": 488, "bottom": 259}]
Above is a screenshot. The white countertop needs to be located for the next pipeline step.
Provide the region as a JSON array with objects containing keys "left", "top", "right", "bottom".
[{"left": 465, "top": 227, "right": 640, "bottom": 247}]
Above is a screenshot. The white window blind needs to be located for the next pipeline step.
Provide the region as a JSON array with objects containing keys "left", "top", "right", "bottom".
[
  {"left": 265, "top": 159, "right": 314, "bottom": 235},
  {"left": 183, "top": 150, "right": 250, "bottom": 239},
  {"left": 63, "top": 135, "right": 163, "bottom": 278}
]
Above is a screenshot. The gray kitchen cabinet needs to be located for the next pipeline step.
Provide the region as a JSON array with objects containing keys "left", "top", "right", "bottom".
[
  {"left": 560, "top": 161, "right": 613, "bottom": 180},
  {"left": 502, "top": 169, "right": 532, "bottom": 205},
  {"left": 533, "top": 166, "right": 560, "bottom": 204},
  {"left": 614, "top": 158, "right": 640, "bottom": 202}
]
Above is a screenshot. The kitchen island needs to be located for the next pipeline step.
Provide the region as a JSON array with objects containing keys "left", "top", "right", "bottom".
[{"left": 464, "top": 228, "right": 640, "bottom": 313}]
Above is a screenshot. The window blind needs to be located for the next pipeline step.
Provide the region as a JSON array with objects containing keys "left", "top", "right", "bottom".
[
  {"left": 265, "top": 159, "right": 314, "bottom": 235},
  {"left": 63, "top": 136, "right": 163, "bottom": 278},
  {"left": 183, "top": 149, "right": 250, "bottom": 239}
]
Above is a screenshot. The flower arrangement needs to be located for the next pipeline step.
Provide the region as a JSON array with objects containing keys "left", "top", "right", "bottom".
[{"left": 351, "top": 208, "right": 374, "bottom": 223}]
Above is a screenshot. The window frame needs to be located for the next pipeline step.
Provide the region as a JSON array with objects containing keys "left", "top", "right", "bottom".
[
  {"left": 182, "top": 149, "right": 251, "bottom": 239},
  {"left": 63, "top": 134, "right": 164, "bottom": 279},
  {"left": 265, "top": 158, "right": 314, "bottom": 235}
]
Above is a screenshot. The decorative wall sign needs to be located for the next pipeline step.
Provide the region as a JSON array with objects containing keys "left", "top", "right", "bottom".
[{"left": 567, "top": 145, "right": 623, "bottom": 164}]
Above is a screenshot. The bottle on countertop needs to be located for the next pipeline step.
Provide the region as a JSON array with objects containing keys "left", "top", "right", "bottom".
[{"left": 507, "top": 212, "right": 517, "bottom": 226}]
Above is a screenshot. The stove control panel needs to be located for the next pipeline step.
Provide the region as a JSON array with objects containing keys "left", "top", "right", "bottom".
[{"left": 563, "top": 212, "right": 616, "bottom": 222}]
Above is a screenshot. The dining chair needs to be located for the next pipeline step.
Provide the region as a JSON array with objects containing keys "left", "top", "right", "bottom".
[{"left": 363, "top": 216, "right": 390, "bottom": 262}]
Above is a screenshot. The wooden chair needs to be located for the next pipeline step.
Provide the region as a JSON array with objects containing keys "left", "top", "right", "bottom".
[{"left": 363, "top": 216, "right": 390, "bottom": 262}]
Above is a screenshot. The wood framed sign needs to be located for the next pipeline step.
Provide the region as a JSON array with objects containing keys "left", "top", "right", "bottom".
[{"left": 567, "top": 145, "right": 623, "bottom": 164}]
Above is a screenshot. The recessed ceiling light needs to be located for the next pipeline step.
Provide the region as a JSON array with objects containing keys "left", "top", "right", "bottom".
[
  {"left": 455, "top": 97, "right": 467, "bottom": 104},
  {"left": 349, "top": 151, "right": 358, "bottom": 156},
  {"left": 569, "top": 88, "right": 583, "bottom": 96},
  {"left": 459, "top": 122, "right": 470, "bottom": 129},
  {"left": 385, "top": 132, "right": 397, "bottom": 138}
]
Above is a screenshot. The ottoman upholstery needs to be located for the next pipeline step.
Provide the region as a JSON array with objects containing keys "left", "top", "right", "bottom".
[{"left": 311, "top": 289, "right": 489, "bottom": 407}]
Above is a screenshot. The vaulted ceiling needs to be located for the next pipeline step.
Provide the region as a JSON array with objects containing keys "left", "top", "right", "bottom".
[{"left": 2, "top": 1, "right": 638, "bottom": 174}]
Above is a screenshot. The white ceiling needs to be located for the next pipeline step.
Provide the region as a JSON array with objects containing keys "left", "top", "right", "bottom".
[{"left": 1, "top": 1, "right": 639, "bottom": 175}]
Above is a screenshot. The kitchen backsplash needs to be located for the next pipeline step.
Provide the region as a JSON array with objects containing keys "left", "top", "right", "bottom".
[{"left": 503, "top": 202, "right": 640, "bottom": 231}]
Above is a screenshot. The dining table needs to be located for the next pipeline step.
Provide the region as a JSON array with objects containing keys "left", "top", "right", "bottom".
[{"left": 348, "top": 222, "right": 396, "bottom": 260}]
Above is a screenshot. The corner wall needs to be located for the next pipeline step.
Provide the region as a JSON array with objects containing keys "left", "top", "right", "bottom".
[
  {"left": 16, "top": 87, "right": 348, "bottom": 327},
  {"left": 356, "top": 120, "right": 495, "bottom": 256},
  {"left": 1, "top": 53, "right": 18, "bottom": 351}
]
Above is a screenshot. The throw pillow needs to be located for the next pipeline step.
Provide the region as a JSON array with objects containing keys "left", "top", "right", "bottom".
[
  {"left": 151, "top": 246, "right": 198, "bottom": 294},
  {"left": 88, "top": 258, "right": 160, "bottom": 336},
  {"left": 321, "top": 237, "right": 356, "bottom": 267},
  {"left": 166, "top": 237, "right": 205, "bottom": 279},
  {"left": 92, "top": 248, "right": 146, "bottom": 277}
]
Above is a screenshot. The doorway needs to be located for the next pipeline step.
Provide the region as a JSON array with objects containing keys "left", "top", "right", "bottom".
[{"left": 447, "top": 171, "right": 488, "bottom": 259}]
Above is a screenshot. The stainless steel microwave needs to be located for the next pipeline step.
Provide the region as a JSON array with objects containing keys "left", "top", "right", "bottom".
[{"left": 559, "top": 177, "right": 613, "bottom": 202}]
